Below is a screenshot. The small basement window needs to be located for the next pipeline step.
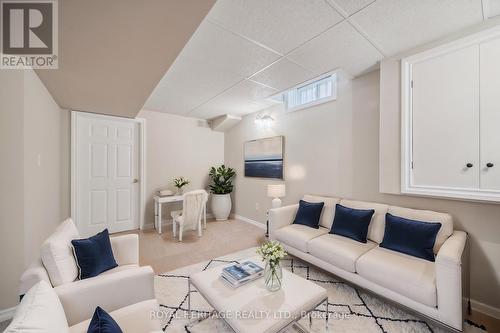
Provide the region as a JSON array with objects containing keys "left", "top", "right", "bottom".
[{"left": 283, "top": 73, "right": 337, "bottom": 112}]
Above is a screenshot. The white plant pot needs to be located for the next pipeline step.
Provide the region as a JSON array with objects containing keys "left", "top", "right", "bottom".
[{"left": 211, "top": 193, "right": 232, "bottom": 221}]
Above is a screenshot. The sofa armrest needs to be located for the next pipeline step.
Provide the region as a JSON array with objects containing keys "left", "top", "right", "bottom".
[
  {"left": 69, "top": 299, "right": 162, "bottom": 332},
  {"left": 268, "top": 204, "right": 298, "bottom": 239},
  {"left": 110, "top": 234, "right": 139, "bottom": 266},
  {"left": 55, "top": 266, "right": 155, "bottom": 326},
  {"left": 19, "top": 258, "right": 52, "bottom": 297},
  {"left": 436, "top": 231, "right": 467, "bottom": 266},
  {"left": 435, "top": 231, "right": 467, "bottom": 330}
]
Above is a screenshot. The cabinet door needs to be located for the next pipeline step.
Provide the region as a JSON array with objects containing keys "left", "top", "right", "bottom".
[
  {"left": 411, "top": 44, "right": 480, "bottom": 189},
  {"left": 480, "top": 37, "right": 500, "bottom": 190}
]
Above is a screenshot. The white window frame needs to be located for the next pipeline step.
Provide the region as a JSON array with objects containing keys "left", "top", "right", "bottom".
[
  {"left": 284, "top": 72, "right": 337, "bottom": 113},
  {"left": 401, "top": 24, "right": 500, "bottom": 203}
]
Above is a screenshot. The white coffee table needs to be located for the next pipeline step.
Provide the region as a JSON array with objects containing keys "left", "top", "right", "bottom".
[{"left": 188, "top": 256, "right": 328, "bottom": 333}]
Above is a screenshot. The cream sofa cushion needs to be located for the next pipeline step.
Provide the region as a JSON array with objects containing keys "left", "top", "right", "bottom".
[
  {"left": 356, "top": 247, "right": 437, "bottom": 307},
  {"left": 274, "top": 224, "right": 328, "bottom": 252},
  {"left": 388, "top": 206, "right": 453, "bottom": 253},
  {"left": 339, "top": 200, "right": 389, "bottom": 244},
  {"left": 307, "top": 234, "right": 377, "bottom": 273},
  {"left": 40, "top": 218, "right": 80, "bottom": 286},
  {"left": 5, "top": 281, "right": 69, "bottom": 333},
  {"left": 302, "top": 195, "right": 340, "bottom": 229}
]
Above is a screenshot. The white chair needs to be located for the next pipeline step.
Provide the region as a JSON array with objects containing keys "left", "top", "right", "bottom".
[
  {"left": 19, "top": 218, "right": 155, "bottom": 326},
  {"left": 171, "top": 190, "right": 208, "bottom": 241},
  {"left": 6, "top": 281, "right": 162, "bottom": 333}
]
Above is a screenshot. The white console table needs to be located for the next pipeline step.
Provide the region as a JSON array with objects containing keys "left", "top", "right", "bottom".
[{"left": 153, "top": 195, "right": 207, "bottom": 234}]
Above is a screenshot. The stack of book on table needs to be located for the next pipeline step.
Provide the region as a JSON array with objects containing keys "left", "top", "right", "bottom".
[{"left": 221, "top": 261, "right": 264, "bottom": 288}]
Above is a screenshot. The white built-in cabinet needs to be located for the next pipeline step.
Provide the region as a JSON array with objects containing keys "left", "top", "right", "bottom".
[{"left": 402, "top": 27, "right": 500, "bottom": 202}]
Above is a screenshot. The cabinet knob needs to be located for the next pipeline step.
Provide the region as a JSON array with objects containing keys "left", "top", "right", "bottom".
[
  {"left": 487, "top": 163, "right": 494, "bottom": 168},
  {"left": 466, "top": 163, "right": 473, "bottom": 168}
]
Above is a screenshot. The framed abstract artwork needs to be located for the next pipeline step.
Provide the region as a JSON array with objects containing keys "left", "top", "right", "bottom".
[{"left": 244, "top": 136, "right": 284, "bottom": 179}]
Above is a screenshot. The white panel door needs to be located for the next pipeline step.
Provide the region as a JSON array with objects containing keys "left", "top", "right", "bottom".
[
  {"left": 480, "top": 37, "right": 500, "bottom": 190},
  {"left": 411, "top": 44, "right": 480, "bottom": 189},
  {"left": 74, "top": 112, "right": 140, "bottom": 236}
]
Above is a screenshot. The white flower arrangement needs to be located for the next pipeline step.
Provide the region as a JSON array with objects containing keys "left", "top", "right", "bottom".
[
  {"left": 173, "top": 177, "right": 190, "bottom": 189},
  {"left": 257, "top": 240, "right": 287, "bottom": 267}
]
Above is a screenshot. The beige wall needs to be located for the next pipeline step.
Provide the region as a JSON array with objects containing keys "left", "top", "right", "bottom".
[
  {"left": 225, "top": 70, "right": 500, "bottom": 313},
  {"left": 23, "top": 70, "right": 71, "bottom": 266},
  {"left": 0, "top": 70, "right": 26, "bottom": 311},
  {"left": 137, "top": 110, "right": 224, "bottom": 225},
  {"left": 225, "top": 72, "right": 354, "bottom": 219},
  {"left": 0, "top": 69, "right": 70, "bottom": 311}
]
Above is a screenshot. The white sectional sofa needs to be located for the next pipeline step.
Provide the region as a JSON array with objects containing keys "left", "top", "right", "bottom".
[{"left": 269, "top": 195, "right": 467, "bottom": 331}]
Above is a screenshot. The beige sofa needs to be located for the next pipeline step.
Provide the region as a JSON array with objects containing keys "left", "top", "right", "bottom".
[
  {"left": 19, "top": 219, "right": 155, "bottom": 326},
  {"left": 269, "top": 195, "right": 467, "bottom": 331}
]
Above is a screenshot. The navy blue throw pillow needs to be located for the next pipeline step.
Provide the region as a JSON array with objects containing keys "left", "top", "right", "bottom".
[
  {"left": 330, "top": 204, "right": 375, "bottom": 243},
  {"left": 380, "top": 213, "right": 441, "bottom": 262},
  {"left": 87, "top": 306, "right": 123, "bottom": 333},
  {"left": 293, "top": 200, "right": 324, "bottom": 229},
  {"left": 71, "top": 229, "right": 118, "bottom": 280}
]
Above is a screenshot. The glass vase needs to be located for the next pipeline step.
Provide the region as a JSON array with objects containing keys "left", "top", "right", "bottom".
[
  {"left": 264, "top": 261, "right": 283, "bottom": 292},
  {"left": 176, "top": 187, "right": 184, "bottom": 196}
]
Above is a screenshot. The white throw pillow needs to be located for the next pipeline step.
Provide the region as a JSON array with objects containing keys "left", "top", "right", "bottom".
[
  {"left": 5, "top": 280, "right": 69, "bottom": 333},
  {"left": 40, "top": 218, "right": 80, "bottom": 286}
]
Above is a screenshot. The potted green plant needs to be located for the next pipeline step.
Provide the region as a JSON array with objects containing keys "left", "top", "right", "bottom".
[
  {"left": 208, "top": 165, "right": 235, "bottom": 220},
  {"left": 173, "top": 177, "right": 190, "bottom": 195}
]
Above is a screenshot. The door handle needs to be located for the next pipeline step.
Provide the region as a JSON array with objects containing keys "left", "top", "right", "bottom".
[
  {"left": 487, "top": 163, "right": 494, "bottom": 168},
  {"left": 466, "top": 163, "right": 473, "bottom": 168},
  {"left": 133, "top": 179, "right": 139, "bottom": 183}
]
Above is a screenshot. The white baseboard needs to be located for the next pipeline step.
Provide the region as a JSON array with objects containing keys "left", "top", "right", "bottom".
[
  {"left": 469, "top": 298, "right": 500, "bottom": 319},
  {"left": 0, "top": 306, "right": 16, "bottom": 322},
  {"left": 232, "top": 214, "right": 266, "bottom": 230}
]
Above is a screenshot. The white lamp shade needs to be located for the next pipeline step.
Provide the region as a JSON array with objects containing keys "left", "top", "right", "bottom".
[{"left": 267, "top": 184, "right": 286, "bottom": 198}]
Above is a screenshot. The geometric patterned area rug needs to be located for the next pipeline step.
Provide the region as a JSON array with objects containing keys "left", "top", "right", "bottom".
[{"left": 155, "top": 247, "right": 486, "bottom": 333}]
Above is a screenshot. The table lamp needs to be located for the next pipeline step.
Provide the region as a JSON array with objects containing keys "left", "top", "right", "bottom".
[{"left": 267, "top": 184, "right": 286, "bottom": 208}]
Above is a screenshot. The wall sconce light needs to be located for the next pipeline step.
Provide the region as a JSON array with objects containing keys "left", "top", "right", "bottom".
[{"left": 255, "top": 114, "right": 274, "bottom": 128}]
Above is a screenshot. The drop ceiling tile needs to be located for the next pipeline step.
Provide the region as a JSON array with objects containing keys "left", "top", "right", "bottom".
[
  {"left": 327, "top": 0, "right": 375, "bottom": 16},
  {"left": 190, "top": 80, "right": 277, "bottom": 119},
  {"left": 144, "top": 21, "right": 280, "bottom": 114},
  {"left": 287, "top": 21, "right": 383, "bottom": 77},
  {"left": 351, "top": 0, "right": 484, "bottom": 56},
  {"left": 207, "top": 0, "right": 344, "bottom": 55},
  {"left": 250, "top": 58, "right": 315, "bottom": 91},
  {"left": 489, "top": 0, "right": 500, "bottom": 18}
]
